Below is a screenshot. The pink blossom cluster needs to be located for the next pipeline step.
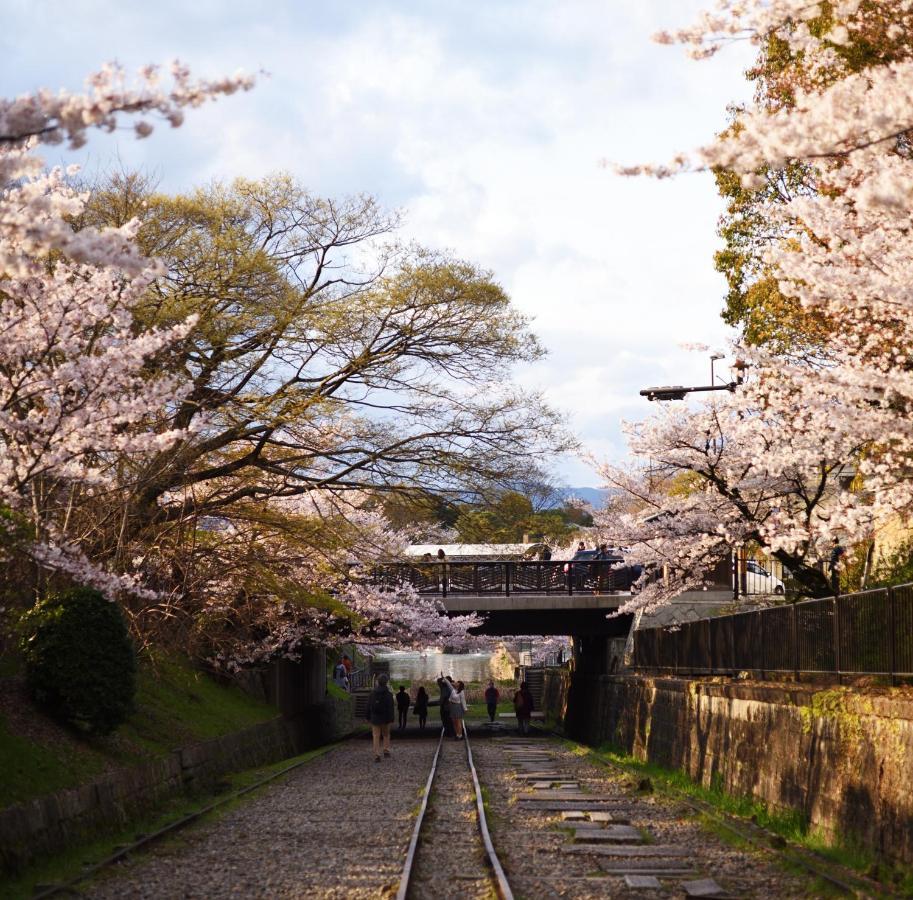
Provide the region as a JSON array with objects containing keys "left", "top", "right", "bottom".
[{"left": 0, "top": 61, "right": 254, "bottom": 149}]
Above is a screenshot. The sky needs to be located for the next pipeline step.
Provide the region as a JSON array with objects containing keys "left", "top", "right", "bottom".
[{"left": 1, "top": 1, "right": 755, "bottom": 486}]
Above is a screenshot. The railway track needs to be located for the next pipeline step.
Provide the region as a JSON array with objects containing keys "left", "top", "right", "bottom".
[
  {"left": 397, "top": 727, "right": 513, "bottom": 900},
  {"left": 21, "top": 724, "right": 898, "bottom": 899}
]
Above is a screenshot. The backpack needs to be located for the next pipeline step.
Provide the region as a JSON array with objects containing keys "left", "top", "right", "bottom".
[{"left": 367, "top": 688, "right": 389, "bottom": 720}]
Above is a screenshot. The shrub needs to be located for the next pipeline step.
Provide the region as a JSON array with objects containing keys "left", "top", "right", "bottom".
[{"left": 20, "top": 587, "right": 137, "bottom": 735}]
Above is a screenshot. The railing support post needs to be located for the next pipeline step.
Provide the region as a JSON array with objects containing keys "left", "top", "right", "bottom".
[
  {"left": 505, "top": 562, "right": 510, "bottom": 597},
  {"left": 833, "top": 595, "right": 841, "bottom": 685},
  {"left": 889, "top": 586, "right": 897, "bottom": 687},
  {"left": 567, "top": 564, "right": 573, "bottom": 596},
  {"left": 792, "top": 602, "right": 800, "bottom": 682}
]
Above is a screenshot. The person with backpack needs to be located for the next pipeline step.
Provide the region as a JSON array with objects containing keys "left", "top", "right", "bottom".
[
  {"left": 365, "top": 674, "right": 395, "bottom": 761},
  {"left": 414, "top": 686, "right": 429, "bottom": 730},
  {"left": 395, "top": 685, "right": 411, "bottom": 731},
  {"left": 484, "top": 680, "right": 500, "bottom": 723}
]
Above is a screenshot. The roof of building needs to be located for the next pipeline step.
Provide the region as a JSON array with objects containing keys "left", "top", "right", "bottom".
[{"left": 404, "top": 543, "right": 542, "bottom": 558}]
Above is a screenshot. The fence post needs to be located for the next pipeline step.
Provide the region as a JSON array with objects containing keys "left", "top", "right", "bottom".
[
  {"left": 505, "top": 562, "right": 510, "bottom": 597},
  {"left": 889, "top": 585, "right": 897, "bottom": 687},
  {"left": 567, "top": 563, "right": 573, "bottom": 596},
  {"left": 833, "top": 594, "right": 841, "bottom": 685},
  {"left": 792, "top": 603, "right": 800, "bottom": 682}
]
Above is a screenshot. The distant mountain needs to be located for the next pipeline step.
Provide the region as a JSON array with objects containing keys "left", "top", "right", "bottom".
[{"left": 558, "top": 486, "right": 610, "bottom": 509}]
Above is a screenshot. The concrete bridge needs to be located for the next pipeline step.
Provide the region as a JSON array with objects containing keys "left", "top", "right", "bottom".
[{"left": 370, "top": 560, "right": 638, "bottom": 636}]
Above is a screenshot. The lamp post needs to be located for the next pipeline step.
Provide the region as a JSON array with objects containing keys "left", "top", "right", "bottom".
[{"left": 640, "top": 359, "right": 748, "bottom": 402}]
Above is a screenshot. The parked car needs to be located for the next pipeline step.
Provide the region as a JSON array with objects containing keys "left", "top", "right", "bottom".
[{"left": 744, "top": 559, "right": 785, "bottom": 595}]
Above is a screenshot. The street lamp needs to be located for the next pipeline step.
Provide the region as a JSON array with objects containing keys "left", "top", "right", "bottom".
[{"left": 640, "top": 359, "right": 748, "bottom": 402}]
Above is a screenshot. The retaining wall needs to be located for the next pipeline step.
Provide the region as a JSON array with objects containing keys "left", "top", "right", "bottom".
[
  {"left": 0, "top": 696, "right": 353, "bottom": 875},
  {"left": 543, "top": 669, "right": 913, "bottom": 864}
]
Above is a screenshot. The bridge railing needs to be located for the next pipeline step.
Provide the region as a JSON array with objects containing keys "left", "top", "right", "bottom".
[
  {"left": 366, "top": 560, "right": 638, "bottom": 597},
  {"left": 632, "top": 582, "right": 913, "bottom": 683}
]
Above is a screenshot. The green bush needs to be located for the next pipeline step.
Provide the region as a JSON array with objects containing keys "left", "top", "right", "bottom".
[{"left": 20, "top": 587, "right": 137, "bottom": 735}]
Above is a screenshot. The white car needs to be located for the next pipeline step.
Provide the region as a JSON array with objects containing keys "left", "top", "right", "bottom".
[{"left": 744, "top": 559, "right": 785, "bottom": 595}]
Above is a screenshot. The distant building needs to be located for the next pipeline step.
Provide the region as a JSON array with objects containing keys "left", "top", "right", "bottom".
[{"left": 404, "top": 543, "right": 543, "bottom": 561}]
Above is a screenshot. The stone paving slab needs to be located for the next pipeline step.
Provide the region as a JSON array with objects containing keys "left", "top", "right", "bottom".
[
  {"left": 596, "top": 865, "right": 697, "bottom": 876},
  {"left": 625, "top": 875, "right": 663, "bottom": 889},
  {"left": 517, "top": 799, "right": 629, "bottom": 810},
  {"left": 561, "top": 845, "right": 691, "bottom": 857},
  {"left": 573, "top": 824, "right": 644, "bottom": 843},
  {"left": 683, "top": 878, "right": 736, "bottom": 898}
]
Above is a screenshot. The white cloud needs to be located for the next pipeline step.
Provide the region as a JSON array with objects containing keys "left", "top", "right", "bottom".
[{"left": 1, "top": 0, "right": 754, "bottom": 485}]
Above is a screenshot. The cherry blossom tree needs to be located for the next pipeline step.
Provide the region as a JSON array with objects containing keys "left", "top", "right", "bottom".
[
  {"left": 0, "top": 63, "right": 252, "bottom": 596},
  {"left": 604, "top": 1, "right": 913, "bottom": 609}
]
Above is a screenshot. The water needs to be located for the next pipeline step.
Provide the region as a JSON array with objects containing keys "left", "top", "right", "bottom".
[{"left": 373, "top": 649, "right": 499, "bottom": 684}]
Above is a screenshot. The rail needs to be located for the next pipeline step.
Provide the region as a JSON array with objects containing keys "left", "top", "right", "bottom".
[
  {"left": 396, "top": 727, "right": 513, "bottom": 900},
  {"left": 367, "top": 560, "right": 638, "bottom": 597},
  {"left": 633, "top": 581, "right": 913, "bottom": 682}
]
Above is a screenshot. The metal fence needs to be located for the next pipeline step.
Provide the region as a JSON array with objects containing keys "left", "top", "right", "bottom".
[
  {"left": 632, "top": 582, "right": 913, "bottom": 682},
  {"left": 367, "top": 560, "right": 639, "bottom": 597}
]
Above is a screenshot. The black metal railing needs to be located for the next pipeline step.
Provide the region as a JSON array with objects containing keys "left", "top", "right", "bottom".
[
  {"left": 366, "top": 560, "right": 638, "bottom": 597},
  {"left": 632, "top": 582, "right": 913, "bottom": 682}
]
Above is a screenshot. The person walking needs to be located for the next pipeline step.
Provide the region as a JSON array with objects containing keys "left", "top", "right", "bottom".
[
  {"left": 436, "top": 548, "right": 448, "bottom": 593},
  {"left": 333, "top": 659, "right": 349, "bottom": 691},
  {"left": 514, "top": 681, "right": 535, "bottom": 735},
  {"left": 484, "top": 680, "right": 500, "bottom": 723},
  {"left": 365, "top": 673, "right": 395, "bottom": 762},
  {"left": 436, "top": 675, "right": 454, "bottom": 736},
  {"left": 396, "top": 685, "right": 410, "bottom": 731},
  {"left": 414, "top": 686, "right": 429, "bottom": 730},
  {"left": 449, "top": 680, "right": 468, "bottom": 739}
]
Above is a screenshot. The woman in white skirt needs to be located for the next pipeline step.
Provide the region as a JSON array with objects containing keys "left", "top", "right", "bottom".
[{"left": 449, "top": 679, "right": 468, "bottom": 739}]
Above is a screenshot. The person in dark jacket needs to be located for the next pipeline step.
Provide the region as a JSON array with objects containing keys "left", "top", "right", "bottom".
[
  {"left": 514, "top": 680, "right": 535, "bottom": 735},
  {"left": 484, "top": 680, "right": 500, "bottom": 723},
  {"left": 436, "top": 675, "right": 454, "bottom": 736},
  {"left": 414, "top": 686, "right": 429, "bottom": 730},
  {"left": 396, "top": 685, "right": 410, "bottom": 730},
  {"left": 366, "top": 673, "right": 395, "bottom": 761}
]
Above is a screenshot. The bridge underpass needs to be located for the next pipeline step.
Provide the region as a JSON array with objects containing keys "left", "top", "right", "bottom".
[{"left": 373, "top": 560, "right": 636, "bottom": 669}]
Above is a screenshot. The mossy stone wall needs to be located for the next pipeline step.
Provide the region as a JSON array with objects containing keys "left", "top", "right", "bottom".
[{"left": 542, "top": 669, "right": 913, "bottom": 864}]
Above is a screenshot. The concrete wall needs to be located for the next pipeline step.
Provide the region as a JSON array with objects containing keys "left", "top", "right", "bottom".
[
  {"left": 542, "top": 669, "right": 913, "bottom": 864},
  {"left": 0, "top": 696, "right": 353, "bottom": 876}
]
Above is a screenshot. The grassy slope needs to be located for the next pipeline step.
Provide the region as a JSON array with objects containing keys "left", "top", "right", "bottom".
[{"left": 0, "top": 654, "right": 275, "bottom": 809}]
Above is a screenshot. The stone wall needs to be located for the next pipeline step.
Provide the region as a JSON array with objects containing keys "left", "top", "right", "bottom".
[
  {"left": 542, "top": 669, "right": 913, "bottom": 864},
  {"left": 0, "top": 696, "right": 353, "bottom": 875}
]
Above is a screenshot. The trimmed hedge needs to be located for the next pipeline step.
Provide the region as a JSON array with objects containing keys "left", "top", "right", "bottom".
[{"left": 20, "top": 587, "right": 137, "bottom": 735}]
